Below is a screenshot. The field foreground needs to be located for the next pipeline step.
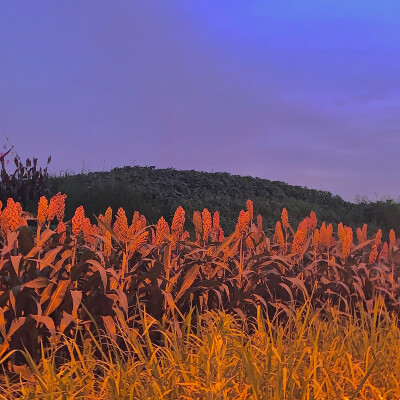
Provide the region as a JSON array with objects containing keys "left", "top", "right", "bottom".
[
  {"left": 0, "top": 300, "right": 399, "bottom": 399},
  {"left": 0, "top": 194, "right": 399, "bottom": 399}
]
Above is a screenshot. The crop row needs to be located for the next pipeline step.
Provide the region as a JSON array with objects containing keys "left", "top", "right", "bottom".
[{"left": 0, "top": 193, "right": 399, "bottom": 368}]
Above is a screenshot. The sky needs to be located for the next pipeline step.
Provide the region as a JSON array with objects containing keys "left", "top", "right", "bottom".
[{"left": 1, "top": 1, "right": 399, "bottom": 203}]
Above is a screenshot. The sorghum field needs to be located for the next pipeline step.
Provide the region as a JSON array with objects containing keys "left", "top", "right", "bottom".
[{"left": 0, "top": 193, "right": 400, "bottom": 399}]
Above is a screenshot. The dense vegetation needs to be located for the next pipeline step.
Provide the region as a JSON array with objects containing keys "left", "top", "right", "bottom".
[
  {"left": 1, "top": 156, "right": 400, "bottom": 398},
  {"left": 40, "top": 165, "right": 399, "bottom": 241},
  {"left": 2, "top": 153, "right": 400, "bottom": 240},
  {"left": 2, "top": 302, "right": 399, "bottom": 399},
  {"left": 0, "top": 190, "right": 399, "bottom": 397}
]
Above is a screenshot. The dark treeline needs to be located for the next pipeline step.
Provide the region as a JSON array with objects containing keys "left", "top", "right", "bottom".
[
  {"left": 1, "top": 156, "right": 399, "bottom": 240},
  {"left": 41, "top": 166, "right": 400, "bottom": 240}
]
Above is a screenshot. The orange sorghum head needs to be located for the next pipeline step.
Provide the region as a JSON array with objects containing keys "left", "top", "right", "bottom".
[
  {"left": 72, "top": 206, "right": 85, "bottom": 237},
  {"left": 56, "top": 221, "right": 66, "bottom": 244},
  {"left": 131, "top": 211, "right": 140, "bottom": 230},
  {"left": 37, "top": 196, "right": 48, "bottom": 226},
  {"left": 346, "top": 227, "right": 353, "bottom": 244},
  {"left": 246, "top": 199, "right": 253, "bottom": 221},
  {"left": 313, "top": 229, "right": 320, "bottom": 249},
  {"left": 326, "top": 224, "right": 333, "bottom": 247},
  {"left": 155, "top": 217, "right": 170, "bottom": 246},
  {"left": 281, "top": 208, "right": 289, "bottom": 229},
  {"left": 320, "top": 222, "right": 333, "bottom": 248},
  {"left": 92, "top": 224, "right": 100, "bottom": 242},
  {"left": 369, "top": 244, "right": 378, "bottom": 264},
  {"left": 337, "top": 224, "right": 344, "bottom": 241},
  {"left": 0, "top": 198, "right": 26, "bottom": 236},
  {"left": 97, "top": 213, "right": 106, "bottom": 234},
  {"left": 83, "top": 217, "right": 95, "bottom": 246},
  {"left": 55, "top": 193, "right": 66, "bottom": 222},
  {"left": 257, "top": 214, "right": 263, "bottom": 231},
  {"left": 375, "top": 229, "right": 382, "bottom": 246},
  {"left": 18, "top": 202, "right": 27, "bottom": 227},
  {"left": 236, "top": 210, "right": 250, "bottom": 236},
  {"left": 309, "top": 211, "right": 318, "bottom": 231},
  {"left": 342, "top": 227, "right": 353, "bottom": 259},
  {"left": 362, "top": 224, "right": 368, "bottom": 241},
  {"left": 171, "top": 206, "right": 185, "bottom": 242},
  {"left": 104, "top": 207, "right": 113, "bottom": 227},
  {"left": 202, "top": 208, "right": 212, "bottom": 242},
  {"left": 275, "top": 221, "right": 284, "bottom": 250},
  {"left": 134, "top": 219, "right": 143, "bottom": 233},
  {"left": 193, "top": 211, "right": 202, "bottom": 234},
  {"left": 113, "top": 208, "right": 129, "bottom": 243},
  {"left": 46, "top": 195, "right": 57, "bottom": 222},
  {"left": 292, "top": 220, "right": 308, "bottom": 254},
  {"left": 47, "top": 192, "right": 67, "bottom": 223},
  {"left": 128, "top": 231, "right": 149, "bottom": 259},
  {"left": 104, "top": 230, "right": 112, "bottom": 257},
  {"left": 12, "top": 199, "right": 24, "bottom": 227},
  {"left": 337, "top": 223, "right": 345, "bottom": 244},
  {"left": 292, "top": 232, "right": 305, "bottom": 255},
  {"left": 390, "top": 229, "right": 396, "bottom": 248},
  {"left": 212, "top": 211, "right": 220, "bottom": 229},
  {"left": 127, "top": 224, "right": 135, "bottom": 241},
  {"left": 329, "top": 224, "right": 334, "bottom": 241},
  {"left": 319, "top": 222, "right": 326, "bottom": 246}
]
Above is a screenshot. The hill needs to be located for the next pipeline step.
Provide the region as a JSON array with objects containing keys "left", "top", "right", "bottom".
[{"left": 29, "top": 165, "right": 400, "bottom": 239}]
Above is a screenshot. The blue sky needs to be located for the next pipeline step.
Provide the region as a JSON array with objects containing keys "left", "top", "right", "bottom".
[{"left": 1, "top": 1, "right": 399, "bottom": 202}]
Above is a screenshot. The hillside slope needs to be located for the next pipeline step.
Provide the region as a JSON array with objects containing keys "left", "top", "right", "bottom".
[{"left": 30, "top": 165, "right": 399, "bottom": 238}]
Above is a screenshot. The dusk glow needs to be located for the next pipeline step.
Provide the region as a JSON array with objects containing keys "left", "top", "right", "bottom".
[{"left": 1, "top": 1, "right": 399, "bottom": 202}]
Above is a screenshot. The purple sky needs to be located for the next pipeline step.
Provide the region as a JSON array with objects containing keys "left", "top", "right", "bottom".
[{"left": 1, "top": 1, "right": 399, "bottom": 202}]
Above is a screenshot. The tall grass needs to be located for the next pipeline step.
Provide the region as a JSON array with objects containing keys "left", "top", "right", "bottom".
[
  {"left": 1, "top": 193, "right": 400, "bottom": 398},
  {"left": 1, "top": 297, "right": 399, "bottom": 400}
]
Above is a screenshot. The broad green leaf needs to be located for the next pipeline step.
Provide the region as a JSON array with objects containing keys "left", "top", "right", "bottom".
[
  {"left": 23, "top": 277, "right": 52, "bottom": 289},
  {"left": 43, "top": 280, "right": 69, "bottom": 316},
  {"left": 10, "top": 255, "right": 22, "bottom": 277},
  {"left": 31, "top": 315, "right": 56, "bottom": 336},
  {"left": 175, "top": 264, "right": 200, "bottom": 302},
  {"left": 86, "top": 259, "right": 107, "bottom": 291}
]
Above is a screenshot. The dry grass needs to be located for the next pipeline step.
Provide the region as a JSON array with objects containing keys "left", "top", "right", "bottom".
[
  {"left": 1, "top": 297, "right": 399, "bottom": 400},
  {"left": 1, "top": 196, "right": 400, "bottom": 398}
]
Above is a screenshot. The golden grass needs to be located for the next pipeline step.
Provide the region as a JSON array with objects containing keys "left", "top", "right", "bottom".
[
  {"left": 1, "top": 297, "right": 399, "bottom": 400},
  {"left": 1, "top": 196, "right": 400, "bottom": 398}
]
